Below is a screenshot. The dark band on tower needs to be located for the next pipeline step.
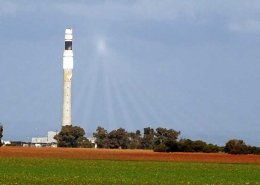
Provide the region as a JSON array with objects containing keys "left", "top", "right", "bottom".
[{"left": 65, "top": 41, "right": 72, "bottom": 50}]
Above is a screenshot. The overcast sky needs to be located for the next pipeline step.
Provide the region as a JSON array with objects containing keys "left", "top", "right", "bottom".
[{"left": 0, "top": 0, "right": 259, "bottom": 146}]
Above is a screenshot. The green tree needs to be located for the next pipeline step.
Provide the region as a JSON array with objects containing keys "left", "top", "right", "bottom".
[
  {"left": 0, "top": 123, "right": 3, "bottom": 147},
  {"left": 224, "top": 139, "right": 249, "bottom": 154},
  {"left": 178, "top": 139, "right": 221, "bottom": 153},
  {"left": 54, "top": 125, "right": 92, "bottom": 148},
  {"left": 141, "top": 127, "right": 155, "bottom": 149},
  {"left": 93, "top": 126, "right": 109, "bottom": 148},
  {"left": 129, "top": 130, "right": 141, "bottom": 149},
  {"left": 248, "top": 146, "right": 260, "bottom": 154},
  {"left": 107, "top": 128, "right": 130, "bottom": 149},
  {"left": 178, "top": 139, "right": 194, "bottom": 152},
  {"left": 203, "top": 143, "right": 221, "bottom": 153},
  {"left": 153, "top": 127, "right": 180, "bottom": 152},
  {"left": 192, "top": 140, "right": 208, "bottom": 152}
]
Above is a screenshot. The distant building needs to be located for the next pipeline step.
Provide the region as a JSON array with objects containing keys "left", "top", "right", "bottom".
[
  {"left": 3, "top": 141, "right": 11, "bottom": 145},
  {"left": 31, "top": 131, "right": 57, "bottom": 147},
  {"left": 87, "top": 137, "right": 97, "bottom": 148},
  {"left": 5, "top": 141, "right": 27, "bottom": 147}
]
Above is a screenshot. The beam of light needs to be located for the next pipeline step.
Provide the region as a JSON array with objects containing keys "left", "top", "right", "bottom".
[
  {"left": 108, "top": 58, "right": 205, "bottom": 132},
  {"left": 108, "top": 65, "right": 133, "bottom": 130},
  {"left": 128, "top": 74, "right": 209, "bottom": 132},
  {"left": 113, "top": 76, "right": 149, "bottom": 129},
  {"left": 76, "top": 35, "right": 208, "bottom": 134},
  {"left": 100, "top": 57, "right": 116, "bottom": 128},
  {"left": 111, "top": 70, "right": 152, "bottom": 129},
  {"left": 75, "top": 52, "right": 102, "bottom": 131},
  {"left": 94, "top": 37, "right": 137, "bottom": 130},
  {"left": 111, "top": 59, "right": 163, "bottom": 126},
  {"left": 99, "top": 50, "right": 153, "bottom": 131},
  {"left": 104, "top": 54, "right": 141, "bottom": 130}
]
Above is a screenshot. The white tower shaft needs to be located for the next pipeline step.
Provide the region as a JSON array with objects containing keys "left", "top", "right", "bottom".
[
  {"left": 62, "top": 28, "right": 73, "bottom": 127},
  {"left": 62, "top": 69, "right": 72, "bottom": 126}
]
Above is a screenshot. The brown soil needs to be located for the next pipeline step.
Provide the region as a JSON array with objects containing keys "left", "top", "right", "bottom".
[{"left": 0, "top": 147, "right": 259, "bottom": 164}]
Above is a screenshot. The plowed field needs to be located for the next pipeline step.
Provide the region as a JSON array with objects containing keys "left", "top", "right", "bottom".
[{"left": 0, "top": 147, "right": 259, "bottom": 163}]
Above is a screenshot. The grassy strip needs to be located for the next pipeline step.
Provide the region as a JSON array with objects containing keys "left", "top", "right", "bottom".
[{"left": 0, "top": 158, "right": 259, "bottom": 185}]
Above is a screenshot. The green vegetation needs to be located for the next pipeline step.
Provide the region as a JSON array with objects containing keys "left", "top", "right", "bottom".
[
  {"left": 225, "top": 139, "right": 260, "bottom": 155},
  {"left": 92, "top": 126, "right": 260, "bottom": 154},
  {"left": 54, "top": 125, "right": 92, "bottom": 148},
  {"left": 0, "top": 123, "right": 3, "bottom": 146},
  {"left": 54, "top": 126, "right": 260, "bottom": 154},
  {"left": 93, "top": 126, "right": 222, "bottom": 153},
  {"left": 0, "top": 158, "right": 259, "bottom": 185}
]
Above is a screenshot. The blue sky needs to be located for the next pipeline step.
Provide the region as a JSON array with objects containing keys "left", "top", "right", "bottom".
[{"left": 0, "top": 0, "right": 259, "bottom": 146}]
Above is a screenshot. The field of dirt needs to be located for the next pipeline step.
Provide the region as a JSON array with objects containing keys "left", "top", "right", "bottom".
[{"left": 0, "top": 147, "right": 259, "bottom": 163}]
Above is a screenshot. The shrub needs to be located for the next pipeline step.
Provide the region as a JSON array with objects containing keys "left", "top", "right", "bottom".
[
  {"left": 224, "top": 139, "right": 249, "bottom": 154},
  {"left": 153, "top": 143, "right": 168, "bottom": 152}
]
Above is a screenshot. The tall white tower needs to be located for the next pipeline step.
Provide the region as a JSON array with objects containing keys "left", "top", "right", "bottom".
[{"left": 62, "top": 28, "right": 73, "bottom": 126}]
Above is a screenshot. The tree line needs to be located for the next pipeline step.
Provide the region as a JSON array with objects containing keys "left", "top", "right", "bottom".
[
  {"left": 0, "top": 123, "right": 3, "bottom": 147},
  {"left": 55, "top": 125, "right": 260, "bottom": 155}
]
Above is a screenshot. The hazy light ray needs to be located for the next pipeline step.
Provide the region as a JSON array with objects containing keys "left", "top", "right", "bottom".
[
  {"left": 113, "top": 59, "right": 204, "bottom": 131},
  {"left": 125, "top": 80, "right": 162, "bottom": 126},
  {"left": 95, "top": 36, "right": 121, "bottom": 129},
  {"left": 124, "top": 74, "right": 175, "bottom": 124},
  {"left": 73, "top": 63, "right": 91, "bottom": 125},
  {"left": 111, "top": 76, "right": 140, "bottom": 131},
  {"left": 94, "top": 38, "right": 137, "bottom": 130},
  {"left": 115, "top": 78, "right": 149, "bottom": 128},
  {"left": 140, "top": 82, "right": 216, "bottom": 131},
  {"left": 108, "top": 66, "right": 133, "bottom": 130},
  {"left": 101, "top": 58, "right": 116, "bottom": 128},
  {"left": 128, "top": 74, "right": 204, "bottom": 130},
  {"left": 111, "top": 58, "right": 211, "bottom": 136},
  {"left": 114, "top": 63, "right": 163, "bottom": 126},
  {"left": 134, "top": 83, "right": 215, "bottom": 139},
  {"left": 80, "top": 56, "right": 102, "bottom": 129},
  {"left": 102, "top": 54, "right": 163, "bottom": 128},
  {"left": 99, "top": 52, "right": 152, "bottom": 129},
  {"left": 113, "top": 72, "right": 151, "bottom": 129},
  {"left": 77, "top": 53, "right": 204, "bottom": 135},
  {"left": 79, "top": 36, "right": 203, "bottom": 133}
]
